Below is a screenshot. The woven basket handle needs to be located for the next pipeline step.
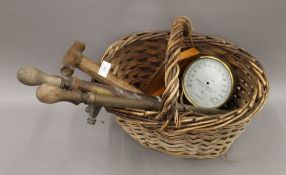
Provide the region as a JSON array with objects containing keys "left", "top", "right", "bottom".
[{"left": 156, "top": 16, "right": 194, "bottom": 129}]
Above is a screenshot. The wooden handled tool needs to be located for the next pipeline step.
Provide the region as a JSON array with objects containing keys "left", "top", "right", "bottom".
[
  {"left": 17, "top": 66, "right": 155, "bottom": 101},
  {"left": 17, "top": 66, "right": 161, "bottom": 123},
  {"left": 60, "top": 41, "right": 142, "bottom": 93},
  {"left": 36, "top": 84, "right": 160, "bottom": 110}
]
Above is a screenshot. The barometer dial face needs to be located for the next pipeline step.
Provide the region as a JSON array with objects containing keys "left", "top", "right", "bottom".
[{"left": 182, "top": 56, "right": 234, "bottom": 108}]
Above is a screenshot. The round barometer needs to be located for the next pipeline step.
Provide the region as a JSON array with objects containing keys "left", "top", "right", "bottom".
[{"left": 182, "top": 56, "right": 234, "bottom": 108}]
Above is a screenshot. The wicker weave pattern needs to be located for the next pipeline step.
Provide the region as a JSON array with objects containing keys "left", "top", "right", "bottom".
[
  {"left": 100, "top": 16, "right": 269, "bottom": 158},
  {"left": 117, "top": 118, "right": 249, "bottom": 158}
]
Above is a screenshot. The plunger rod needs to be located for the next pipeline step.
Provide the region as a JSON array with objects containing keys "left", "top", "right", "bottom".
[{"left": 17, "top": 66, "right": 156, "bottom": 101}]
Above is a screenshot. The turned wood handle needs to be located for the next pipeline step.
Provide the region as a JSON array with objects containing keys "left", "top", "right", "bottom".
[
  {"left": 60, "top": 41, "right": 86, "bottom": 77},
  {"left": 36, "top": 84, "right": 86, "bottom": 105},
  {"left": 17, "top": 66, "right": 63, "bottom": 87}
]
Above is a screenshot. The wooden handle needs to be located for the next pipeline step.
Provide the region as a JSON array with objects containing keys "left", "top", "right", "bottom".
[
  {"left": 36, "top": 84, "right": 87, "bottom": 105},
  {"left": 78, "top": 57, "right": 142, "bottom": 93},
  {"left": 17, "top": 66, "right": 63, "bottom": 87}
]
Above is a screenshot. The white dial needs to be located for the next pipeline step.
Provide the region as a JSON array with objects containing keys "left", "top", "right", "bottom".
[{"left": 182, "top": 56, "right": 234, "bottom": 108}]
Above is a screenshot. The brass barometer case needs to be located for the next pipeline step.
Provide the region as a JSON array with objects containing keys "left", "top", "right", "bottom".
[{"left": 182, "top": 56, "right": 235, "bottom": 108}]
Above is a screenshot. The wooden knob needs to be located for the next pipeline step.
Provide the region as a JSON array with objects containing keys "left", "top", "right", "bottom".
[
  {"left": 17, "top": 66, "right": 63, "bottom": 87},
  {"left": 36, "top": 84, "right": 86, "bottom": 105}
]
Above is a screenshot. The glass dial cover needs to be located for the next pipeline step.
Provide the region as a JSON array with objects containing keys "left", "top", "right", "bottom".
[{"left": 182, "top": 56, "right": 234, "bottom": 108}]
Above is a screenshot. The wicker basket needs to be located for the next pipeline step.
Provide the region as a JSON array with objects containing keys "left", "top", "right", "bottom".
[{"left": 100, "top": 16, "right": 269, "bottom": 158}]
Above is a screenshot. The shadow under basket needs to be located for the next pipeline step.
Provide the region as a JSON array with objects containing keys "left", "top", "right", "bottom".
[{"left": 100, "top": 17, "right": 269, "bottom": 158}]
